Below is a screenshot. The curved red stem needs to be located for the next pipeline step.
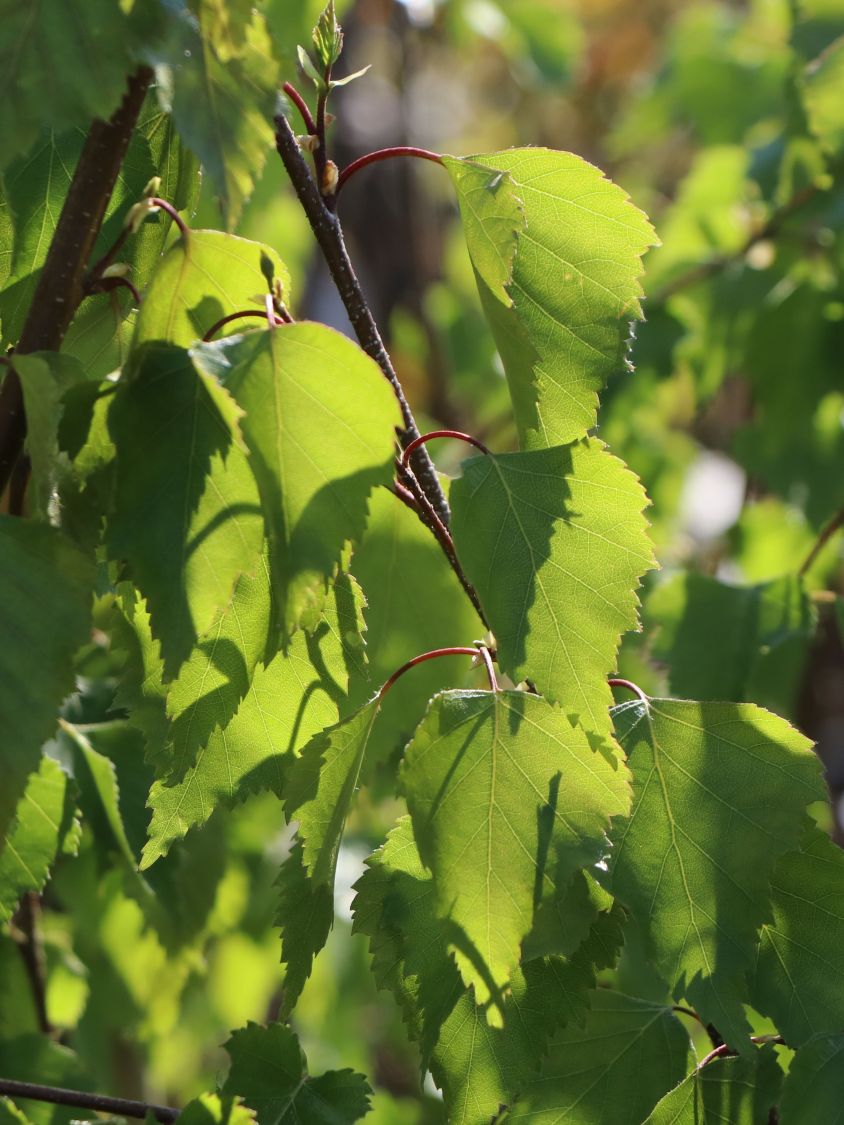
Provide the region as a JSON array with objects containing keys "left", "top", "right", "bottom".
[
  {"left": 608, "top": 678, "right": 649, "bottom": 705},
  {"left": 283, "top": 82, "right": 317, "bottom": 135},
  {"left": 379, "top": 646, "right": 497, "bottom": 699},
  {"left": 400, "top": 429, "right": 490, "bottom": 469},
  {"left": 203, "top": 309, "right": 285, "bottom": 342},
  {"left": 147, "top": 197, "right": 189, "bottom": 239},
  {"left": 337, "top": 147, "right": 444, "bottom": 195}
]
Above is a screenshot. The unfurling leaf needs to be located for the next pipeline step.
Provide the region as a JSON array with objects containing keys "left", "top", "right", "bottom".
[{"left": 400, "top": 690, "right": 630, "bottom": 1015}]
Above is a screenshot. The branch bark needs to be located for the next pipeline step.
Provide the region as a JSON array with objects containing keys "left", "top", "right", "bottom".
[
  {"left": 274, "top": 112, "right": 451, "bottom": 529},
  {"left": 0, "top": 1079, "right": 178, "bottom": 1124},
  {"left": 0, "top": 65, "right": 153, "bottom": 498}
]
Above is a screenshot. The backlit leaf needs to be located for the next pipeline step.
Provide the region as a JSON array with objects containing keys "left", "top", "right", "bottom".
[
  {"left": 445, "top": 149, "right": 657, "bottom": 448},
  {"left": 275, "top": 842, "right": 334, "bottom": 1018},
  {"left": 608, "top": 698, "right": 825, "bottom": 1048},
  {"left": 106, "top": 343, "right": 264, "bottom": 675},
  {"left": 400, "top": 690, "right": 630, "bottom": 1014},
  {"left": 644, "top": 1048, "right": 783, "bottom": 1124},
  {"left": 193, "top": 325, "right": 402, "bottom": 637},
  {"left": 0, "top": 518, "right": 93, "bottom": 841},
  {"left": 451, "top": 441, "right": 655, "bottom": 743}
]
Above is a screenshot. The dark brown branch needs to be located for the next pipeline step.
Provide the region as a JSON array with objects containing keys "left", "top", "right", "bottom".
[
  {"left": 0, "top": 66, "right": 153, "bottom": 499},
  {"left": 0, "top": 1078, "right": 178, "bottom": 1124},
  {"left": 274, "top": 111, "right": 451, "bottom": 529},
  {"left": 12, "top": 893, "right": 51, "bottom": 1035}
]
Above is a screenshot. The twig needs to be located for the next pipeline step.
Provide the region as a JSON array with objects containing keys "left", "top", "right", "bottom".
[
  {"left": 799, "top": 506, "right": 844, "bottom": 576},
  {"left": 274, "top": 111, "right": 450, "bottom": 530},
  {"left": 336, "top": 146, "right": 443, "bottom": 196},
  {"left": 0, "top": 66, "right": 153, "bottom": 499},
  {"left": 12, "top": 893, "right": 51, "bottom": 1035},
  {"left": 0, "top": 1078, "right": 178, "bottom": 1124},
  {"left": 651, "top": 184, "right": 819, "bottom": 304}
]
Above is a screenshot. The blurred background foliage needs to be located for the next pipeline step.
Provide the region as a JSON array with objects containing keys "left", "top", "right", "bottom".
[{"left": 4, "top": 1, "right": 844, "bottom": 1120}]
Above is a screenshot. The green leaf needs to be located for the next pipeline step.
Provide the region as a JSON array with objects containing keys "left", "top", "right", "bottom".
[
  {"left": 134, "top": 230, "right": 289, "bottom": 348},
  {"left": 61, "top": 723, "right": 137, "bottom": 873},
  {"left": 444, "top": 149, "right": 657, "bottom": 448},
  {"left": 110, "top": 586, "right": 169, "bottom": 760},
  {"left": 141, "top": 575, "right": 365, "bottom": 866},
  {"left": 155, "top": 8, "right": 279, "bottom": 229},
  {"left": 780, "top": 1034, "right": 844, "bottom": 1122},
  {"left": 106, "top": 343, "right": 264, "bottom": 676},
  {"left": 0, "top": 1098, "right": 30, "bottom": 1125},
  {"left": 751, "top": 826, "right": 844, "bottom": 1044},
  {"left": 450, "top": 441, "right": 655, "bottom": 743},
  {"left": 193, "top": 325, "right": 402, "bottom": 636},
  {"left": 285, "top": 698, "right": 380, "bottom": 886},
  {"left": 802, "top": 36, "right": 844, "bottom": 158},
  {"left": 646, "top": 574, "right": 816, "bottom": 718},
  {"left": 0, "top": 757, "right": 77, "bottom": 923},
  {"left": 177, "top": 1094, "right": 255, "bottom": 1125},
  {"left": 13, "top": 353, "right": 86, "bottom": 519},
  {"left": 351, "top": 481, "right": 484, "bottom": 770},
  {"left": 522, "top": 868, "right": 613, "bottom": 963},
  {"left": 400, "top": 690, "right": 630, "bottom": 1015},
  {"left": 608, "top": 698, "right": 826, "bottom": 1048},
  {"left": 352, "top": 817, "right": 621, "bottom": 1124},
  {"left": 275, "top": 841, "right": 334, "bottom": 1018},
  {"left": 507, "top": 991, "right": 691, "bottom": 1124},
  {"left": 312, "top": 1, "right": 344, "bottom": 71},
  {"left": 0, "top": 2, "right": 148, "bottom": 172},
  {"left": 0, "top": 518, "right": 93, "bottom": 841},
  {"left": 644, "top": 1048, "right": 783, "bottom": 1124},
  {"left": 222, "top": 1022, "right": 371, "bottom": 1124}
]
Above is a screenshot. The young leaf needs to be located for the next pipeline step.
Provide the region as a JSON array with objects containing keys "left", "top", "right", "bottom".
[
  {"left": 275, "top": 842, "right": 334, "bottom": 1018},
  {"left": 400, "top": 690, "right": 630, "bottom": 1015},
  {"left": 106, "top": 343, "right": 264, "bottom": 676},
  {"left": 193, "top": 325, "right": 402, "bottom": 637},
  {"left": 450, "top": 440, "right": 655, "bottom": 744},
  {"left": 0, "top": 757, "right": 78, "bottom": 923},
  {"left": 444, "top": 149, "right": 657, "bottom": 448},
  {"left": 507, "top": 991, "right": 691, "bottom": 1124},
  {"left": 750, "top": 826, "right": 844, "bottom": 1044},
  {"left": 134, "top": 230, "right": 289, "bottom": 348},
  {"left": 0, "top": 518, "right": 93, "bottom": 841},
  {"left": 221, "top": 1022, "right": 371, "bottom": 1124},
  {"left": 608, "top": 698, "right": 826, "bottom": 1048},
  {"left": 312, "top": 1, "right": 344, "bottom": 71},
  {"left": 153, "top": 6, "right": 279, "bottom": 229},
  {"left": 352, "top": 817, "right": 622, "bottom": 1123},
  {"left": 141, "top": 575, "right": 366, "bottom": 865},
  {"left": 779, "top": 1034, "right": 844, "bottom": 1122},
  {"left": 284, "top": 698, "right": 381, "bottom": 886}
]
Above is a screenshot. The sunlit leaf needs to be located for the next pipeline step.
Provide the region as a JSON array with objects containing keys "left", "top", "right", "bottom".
[{"left": 451, "top": 441, "right": 655, "bottom": 743}]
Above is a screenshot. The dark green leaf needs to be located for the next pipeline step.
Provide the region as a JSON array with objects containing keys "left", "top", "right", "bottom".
[
  {"left": 608, "top": 698, "right": 825, "bottom": 1048},
  {"left": 780, "top": 1033, "right": 844, "bottom": 1122},
  {"left": 644, "top": 1048, "right": 783, "bottom": 1124}
]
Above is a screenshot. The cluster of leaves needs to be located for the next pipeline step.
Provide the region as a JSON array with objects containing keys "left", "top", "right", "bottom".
[{"left": 2, "top": 2, "right": 844, "bottom": 1125}]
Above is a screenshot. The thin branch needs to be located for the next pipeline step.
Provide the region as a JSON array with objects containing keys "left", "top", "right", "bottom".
[
  {"left": 400, "top": 429, "right": 490, "bottom": 469},
  {"left": 651, "top": 183, "right": 819, "bottom": 304},
  {"left": 12, "top": 893, "right": 51, "bottom": 1035},
  {"left": 0, "top": 66, "right": 153, "bottom": 499},
  {"left": 0, "top": 1078, "right": 178, "bottom": 1124},
  {"left": 799, "top": 506, "right": 844, "bottom": 577},
  {"left": 274, "top": 111, "right": 450, "bottom": 531},
  {"left": 336, "top": 146, "right": 443, "bottom": 196}
]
